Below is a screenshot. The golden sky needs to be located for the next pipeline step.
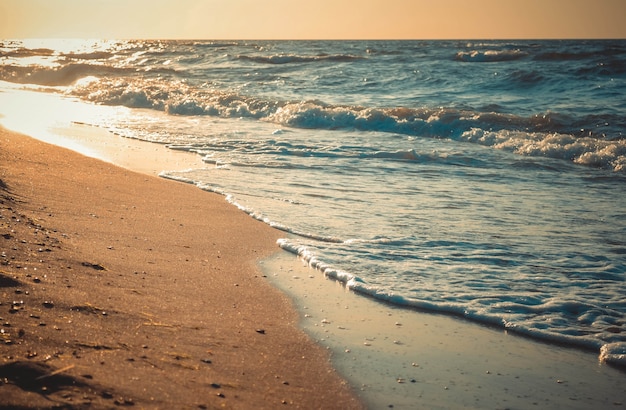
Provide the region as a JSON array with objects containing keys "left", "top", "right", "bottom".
[{"left": 2, "top": 0, "right": 625, "bottom": 39}]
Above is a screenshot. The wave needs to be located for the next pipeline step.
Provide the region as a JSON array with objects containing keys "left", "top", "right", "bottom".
[
  {"left": 191, "top": 41, "right": 241, "bottom": 48},
  {"left": 0, "top": 47, "right": 55, "bottom": 58},
  {"left": 166, "top": 140, "right": 492, "bottom": 171},
  {"left": 462, "top": 129, "right": 626, "bottom": 172},
  {"left": 65, "top": 77, "right": 626, "bottom": 172},
  {"left": 276, "top": 238, "right": 626, "bottom": 368},
  {"left": 455, "top": 49, "right": 528, "bottom": 62},
  {"left": 2, "top": 39, "right": 624, "bottom": 173},
  {"left": 0, "top": 63, "right": 142, "bottom": 87},
  {"left": 61, "top": 51, "right": 114, "bottom": 60},
  {"left": 237, "top": 53, "right": 363, "bottom": 64}
]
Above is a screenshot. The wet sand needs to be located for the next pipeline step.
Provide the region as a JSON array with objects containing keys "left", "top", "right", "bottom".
[
  {"left": 0, "top": 127, "right": 362, "bottom": 409},
  {"left": 263, "top": 253, "right": 626, "bottom": 409}
]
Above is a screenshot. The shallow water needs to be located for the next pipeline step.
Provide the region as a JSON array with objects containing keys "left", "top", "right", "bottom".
[
  {"left": 261, "top": 252, "right": 626, "bottom": 409},
  {"left": 1, "top": 39, "right": 625, "bottom": 366}
]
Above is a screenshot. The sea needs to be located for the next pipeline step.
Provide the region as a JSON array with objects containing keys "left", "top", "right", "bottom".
[{"left": 1, "top": 39, "right": 625, "bottom": 368}]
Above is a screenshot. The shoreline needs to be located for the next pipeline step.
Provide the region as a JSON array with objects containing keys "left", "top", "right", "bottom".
[
  {"left": 2, "top": 118, "right": 626, "bottom": 409},
  {"left": 0, "top": 126, "right": 362, "bottom": 409},
  {"left": 262, "top": 252, "right": 626, "bottom": 409}
]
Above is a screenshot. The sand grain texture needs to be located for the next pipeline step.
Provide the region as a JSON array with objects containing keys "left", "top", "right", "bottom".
[{"left": 0, "top": 128, "right": 362, "bottom": 409}]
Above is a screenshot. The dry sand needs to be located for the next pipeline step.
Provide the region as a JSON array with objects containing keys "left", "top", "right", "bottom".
[{"left": 0, "top": 127, "right": 363, "bottom": 409}]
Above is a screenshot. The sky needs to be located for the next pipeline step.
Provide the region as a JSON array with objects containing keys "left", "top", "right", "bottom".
[{"left": 1, "top": 0, "right": 625, "bottom": 40}]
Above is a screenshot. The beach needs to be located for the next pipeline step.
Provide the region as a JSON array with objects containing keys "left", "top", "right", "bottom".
[
  {"left": 1, "top": 124, "right": 625, "bottom": 410},
  {"left": 1, "top": 38, "right": 625, "bottom": 408},
  {"left": 0, "top": 126, "right": 362, "bottom": 409}
]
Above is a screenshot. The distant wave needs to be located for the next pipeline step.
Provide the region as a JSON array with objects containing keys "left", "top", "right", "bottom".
[
  {"left": 191, "top": 41, "right": 241, "bottom": 48},
  {"left": 237, "top": 53, "right": 363, "bottom": 64},
  {"left": 0, "top": 47, "right": 55, "bottom": 58},
  {"left": 0, "top": 63, "right": 144, "bottom": 87},
  {"left": 455, "top": 49, "right": 528, "bottom": 62},
  {"left": 62, "top": 51, "right": 114, "bottom": 60}
]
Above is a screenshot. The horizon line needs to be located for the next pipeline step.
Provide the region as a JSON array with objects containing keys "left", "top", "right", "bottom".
[{"left": 4, "top": 37, "right": 626, "bottom": 41}]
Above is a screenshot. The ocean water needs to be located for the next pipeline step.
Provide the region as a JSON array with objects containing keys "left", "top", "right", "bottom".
[{"left": 1, "top": 39, "right": 625, "bottom": 366}]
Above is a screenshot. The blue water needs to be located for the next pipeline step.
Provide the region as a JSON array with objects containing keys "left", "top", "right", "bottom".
[{"left": 1, "top": 39, "right": 626, "bottom": 366}]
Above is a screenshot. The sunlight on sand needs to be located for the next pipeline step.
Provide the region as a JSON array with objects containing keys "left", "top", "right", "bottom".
[{"left": 0, "top": 86, "right": 205, "bottom": 174}]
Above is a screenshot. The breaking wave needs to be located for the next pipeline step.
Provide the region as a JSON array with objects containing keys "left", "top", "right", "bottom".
[{"left": 62, "top": 76, "right": 626, "bottom": 172}]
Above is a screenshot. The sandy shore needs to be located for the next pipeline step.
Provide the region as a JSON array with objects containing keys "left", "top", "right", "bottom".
[
  {"left": 2, "top": 118, "right": 625, "bottom": 410},
  {"left": 0, "top": 127, "right": 362, "bottom": 409}
]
